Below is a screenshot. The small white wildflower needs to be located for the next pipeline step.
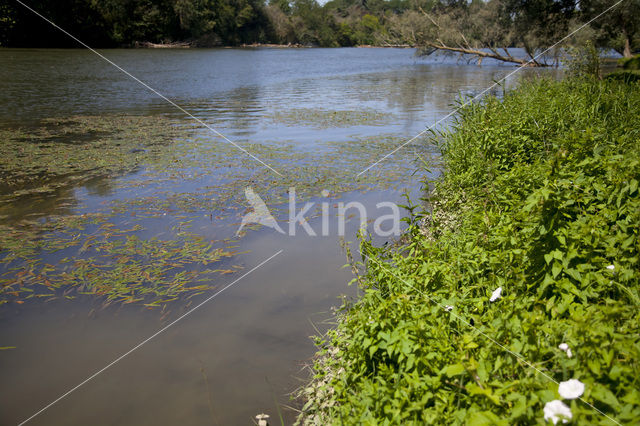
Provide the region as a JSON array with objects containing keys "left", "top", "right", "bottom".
[
  {"left": 606, "top": 264, "right": 615, "bottom": 270},
  {"left": 489, "top": 286, "right": 502, "bottom": 302},
  {"left": 544, "top": 400, "right": 572, "bottom": 424},
  {"left": 566, "top": 348, "right": 573, "bottom": 358},
  {"left": 255, "top": 413, "right": 270, "bottom": 426},
  {"left": 558, "top": 379, "right": 585, "bottom": 399},
  {"left": 558, "top": 343, "right": 569, "bottom": 351},
  {"left": 445, "top": 305, "right": 453, "bottom": 311}
]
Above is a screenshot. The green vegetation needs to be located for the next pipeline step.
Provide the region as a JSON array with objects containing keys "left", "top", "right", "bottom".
[
  {"left": 619, "top": 54, "right": 640, "bottom": 70},
  {"left": 606, "top": 54, "right": 640, "bottom": 83},
  {"left": 2, "top": 0, "right": 638, "bottom": 58},
  {"left": 298, "top": 76, "right": 640, "bottom": 423},
  {"left": 0, "top": 114, "right": 424, "bottom": 209},
  {"left": 0, "top": 109, "right": 427, "bottom": 308},
  {"left": 0, "top": 218, "right": 239, "bottom": 306},
  {"left": 269, "top": 108, "right": 391, "bottom": 128},
  {"left": 582, "top": 0, "right": 640, "bottom": 58},
  {"left": 0, "top": 115, "right": 183, "bottom": 200}
]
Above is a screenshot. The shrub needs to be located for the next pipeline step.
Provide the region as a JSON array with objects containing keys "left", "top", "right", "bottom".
[{"left": 564, "top": 42, "right": 602, "bottom": 79}]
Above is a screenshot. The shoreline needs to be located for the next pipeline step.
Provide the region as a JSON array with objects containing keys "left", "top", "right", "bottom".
[{"left": 133, "top": 41, "right": 413, "bottom": 49}]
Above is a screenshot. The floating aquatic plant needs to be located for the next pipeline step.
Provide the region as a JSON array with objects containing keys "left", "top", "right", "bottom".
[{"left": 1, "top": 112, "right": 431, "bottom": 309}]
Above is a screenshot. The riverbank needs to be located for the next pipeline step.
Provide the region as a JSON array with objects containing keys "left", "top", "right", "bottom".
[
  {"left": 130, "top": 40, "right": 414, "bottom": 49},
  {"left": 132, "top": 41, "right": 311, "bottom": 49},
  {"left": 297, "top": 75, "right": 640, "bottom": 424}
]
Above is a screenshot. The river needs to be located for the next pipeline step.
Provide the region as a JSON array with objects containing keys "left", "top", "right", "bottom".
[{"left": 0, "top": 47, "right": 556, "bottom": 425}]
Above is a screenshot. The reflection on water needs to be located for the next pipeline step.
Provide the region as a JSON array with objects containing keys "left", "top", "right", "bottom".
[{"left": 0, "top": 47, "right": 560, "bottom": 425}]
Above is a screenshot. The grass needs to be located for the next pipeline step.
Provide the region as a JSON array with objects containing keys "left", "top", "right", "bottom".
[{"left": 297, "top": 75, "right": 640, "bottom": 424}]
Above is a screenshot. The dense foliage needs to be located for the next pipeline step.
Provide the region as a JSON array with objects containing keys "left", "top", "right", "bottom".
[
  {"left": 1, "top": 0, "right": 638, "bottom": 55},
  {"left": 1, "top": 0, "right": 271, "bottom": 46},
  {"left": 298, "top": 76, "right": 640, "bottom": 424},
  {"left": 581, "top": 0, "right": 640, "bottom": 58}
]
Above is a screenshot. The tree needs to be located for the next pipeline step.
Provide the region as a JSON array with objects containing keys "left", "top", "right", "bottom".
[
  {"left": 383, "top": 0, "right": 586, "bottom": 67},
  {"left": 384, "top": 0, "right": 545, "bottom": 66},
  {"left": 265, "top": 1, "right": 297, "bottom": 43},
  {"left": 580, "top": 0, "right": 640, "bottom": 58},
  {"left": 290, "top": 0, "right": 339, "bottom": 46},
  {"left": 2, "top": 0, "right": 638, "bottom": 52},
  {"left": 3, "top": 0, "right": 112, "bottom": 47},
  {"left": 506, "top": 0, "right": 576, "bottom": 59}
]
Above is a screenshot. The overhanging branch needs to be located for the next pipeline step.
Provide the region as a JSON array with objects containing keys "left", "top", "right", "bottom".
[{"left": 422, "top": 42, "right": 548, "bottom": 67}]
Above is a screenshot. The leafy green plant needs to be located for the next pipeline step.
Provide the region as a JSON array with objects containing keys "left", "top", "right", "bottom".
[{"left": 298, "top": 76, "right": 640, "bottom": 424}]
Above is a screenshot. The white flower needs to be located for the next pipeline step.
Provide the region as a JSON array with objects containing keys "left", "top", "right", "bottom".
[
  {"left": 445, "top": 305, "right": 453, "bottom": 311},
  {"left": 558, "top": 379, "right": 585, "bottom": 399},
  {"left": 606, "top": 264, "right": 615, "bottom": 270},
  {"left": 489, "top": 286, "right": 502, "bottom": 302},
  {"left": 255, "top": 413, "right": 270, "bottom": 426},
  {"left": 544, "top": 400, "right": 572, "bottom": 424},
  {"left": 558, "top": 343, "right": 573, "bottom": 357}
]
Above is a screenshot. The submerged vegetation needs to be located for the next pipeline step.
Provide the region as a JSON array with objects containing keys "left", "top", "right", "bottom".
[
  {"left": 0, "top": 115, "right": 183, "bottom": 199},
  {"left": 298, "top": 76, "right": 640, "bottom": 423},
  {"left": 0, "top": 109, "right": 427, "bottom": 308},
  {"left": 269, "top": 108, "right": 392, "bottom": 128},
  {"left": 0, "top": 217, "right": 239, "bottom": 307}
]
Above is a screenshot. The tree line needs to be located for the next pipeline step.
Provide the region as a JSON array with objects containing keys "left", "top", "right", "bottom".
[{"left": 1, "top": 1, "right": 638, "bottom": 59}]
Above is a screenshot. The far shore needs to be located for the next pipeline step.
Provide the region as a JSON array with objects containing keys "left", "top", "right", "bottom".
[{"left": 134, "top": 41, "right": 413, "bottom": 49}]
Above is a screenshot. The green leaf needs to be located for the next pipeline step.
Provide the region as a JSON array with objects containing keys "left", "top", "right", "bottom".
[
  {"left": 544, "top": 252, "right": 554, "bottom": 264},
  {"left": 369, "top": 345, "right": 378, "bottom": 358},
  {"left": 443, "top": 364, "right": 465, "bottom": 377},
  {"left": 467, "top": 410, "right": 508, "bottom": 426},
  {"left": 588, "top": 357, "right": 601, "bottom": 375},
  {"left": 467, "top": 383, "right": 501, "bottom": 405},
  {"left": 510, "top": 395, "right": 527, "bottom": 419},
  {"left": 591, "top": 384, "right": 620, "bottom": 409}
]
